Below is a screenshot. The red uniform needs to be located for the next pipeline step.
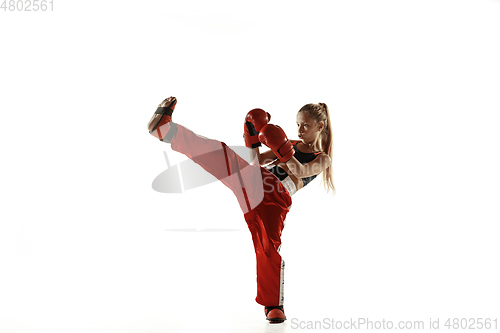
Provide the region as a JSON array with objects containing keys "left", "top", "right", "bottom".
[{"left": 166, "top": 122, "right": 291, "bottom": 307}]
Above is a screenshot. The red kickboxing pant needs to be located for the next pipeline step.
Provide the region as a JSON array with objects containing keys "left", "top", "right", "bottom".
[{"left": 162, "top": 122, "right": 292, "bottom": 307}]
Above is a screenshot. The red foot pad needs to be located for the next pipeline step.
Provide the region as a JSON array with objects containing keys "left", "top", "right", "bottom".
[
  {"left": 148, "top": 97, "right": 177, "bottom": 140},
  {"left": 265, "top": 307, "right": 286, "bottom": 324}
]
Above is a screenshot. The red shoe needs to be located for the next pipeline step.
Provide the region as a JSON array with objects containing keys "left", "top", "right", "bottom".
[
  {"left": 147, "top": 96, "right": 177, "bottom": 142},
  {"left": 265, "top": 306, "right": 286, "bottom": 324}
]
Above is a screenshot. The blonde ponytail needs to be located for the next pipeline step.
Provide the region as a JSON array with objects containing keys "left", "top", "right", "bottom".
[
  {"left": 318, "top": 103, "right": 335, "bottom": 194},
  {"left": 298, "top": 103, "right": 335, "bottom": 194}
]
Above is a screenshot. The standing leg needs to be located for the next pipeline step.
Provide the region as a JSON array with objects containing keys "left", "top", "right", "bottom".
[
  {"left": 244, "top": 169, "right": 291, "bottom": 322},
  {"left": 162, "top": 124, "right": 292, "bottom": 309},
  {"left": 162, "top": 122, "right": 292, "bottom": 316}
]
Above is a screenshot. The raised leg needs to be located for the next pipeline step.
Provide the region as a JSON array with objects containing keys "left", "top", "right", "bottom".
[{"left": 162, "top": 122, "right": 266, "bottom": 214}]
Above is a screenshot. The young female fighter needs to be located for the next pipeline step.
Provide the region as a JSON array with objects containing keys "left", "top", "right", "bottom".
[{"left": 147, "top": 97, "right": 334, "bottom": 324}]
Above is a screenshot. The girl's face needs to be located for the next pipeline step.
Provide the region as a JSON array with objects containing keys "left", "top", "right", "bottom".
[{"left": 296, "top": 112, "right": 323, "bottom": 143}]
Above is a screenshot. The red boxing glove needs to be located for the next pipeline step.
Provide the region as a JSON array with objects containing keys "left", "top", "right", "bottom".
[
  {"left": 258, "top": 124, "right": 295, "bottom": 163},
  {"left": 244, "top": 108, "right": 271, "bottom": 148}
]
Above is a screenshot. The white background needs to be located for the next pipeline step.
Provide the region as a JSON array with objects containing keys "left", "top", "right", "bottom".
[{"left": 1, "top": 0, "right": 499, "bottom": 332}]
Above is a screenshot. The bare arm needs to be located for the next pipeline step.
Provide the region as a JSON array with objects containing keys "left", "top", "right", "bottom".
[{"left": 285, "top": 153, "right": 332, "bottom": 178}]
